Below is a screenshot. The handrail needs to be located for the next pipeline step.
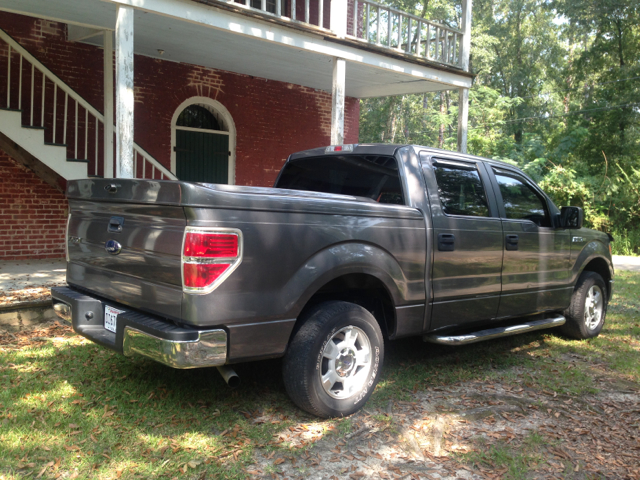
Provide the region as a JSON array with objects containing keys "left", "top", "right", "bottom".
[
  {"left": 134, "top": 144, "right": 175, "bottom": 180},
  {"left": 355, "top": 0, "right": 463, "bottom": 34},
  {"left": 0, "top": 27, "right": 177, "bottom": 180},
  {"left": 0, "top": 29, "right": 104, "bottom": 120},
  {"left": 348, "top": 0, "right": 463, "bottom": 67},
  {"left": 216, "top": 0, "right": 332, "bottom": 31},
  {"left": 209, "top": 0, "right": 464, "bottom": 68}
]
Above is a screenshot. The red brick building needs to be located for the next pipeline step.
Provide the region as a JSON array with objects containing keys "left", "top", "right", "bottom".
[{"left": 0, "top": 0, "right": 473, "bottom": 260}]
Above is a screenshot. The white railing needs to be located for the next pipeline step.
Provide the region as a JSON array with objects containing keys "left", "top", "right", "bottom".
[
  {"left": 216, "top": 0, "right": 463, "bottom": 68},
  {"left": 348, "top": 0, "right": 463, "bottom": 67},
  {"left": 218, "top": 0, "right": 330, "bottom": 29},
  {"left": 0, "top": 28, "right": 176, "bottom": 180}
]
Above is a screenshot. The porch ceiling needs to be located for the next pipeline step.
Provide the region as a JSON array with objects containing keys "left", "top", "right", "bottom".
[{"left": 1, "top": 0, "right": 473, "bottom": 98}]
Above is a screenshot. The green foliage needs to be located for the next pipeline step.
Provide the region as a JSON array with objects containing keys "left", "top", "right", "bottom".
[{"left": 359, "top": 0, "right": 640, "bottom": 253}]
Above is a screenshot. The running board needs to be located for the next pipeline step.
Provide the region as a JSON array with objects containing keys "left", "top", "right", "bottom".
[{"left": 424, "top": 316, "right": 566, "bottom": 346}]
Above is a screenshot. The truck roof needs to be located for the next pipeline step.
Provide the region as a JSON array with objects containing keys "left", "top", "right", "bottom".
[{"left": 289, "top": 144, "right": 518, "bottom": 170}]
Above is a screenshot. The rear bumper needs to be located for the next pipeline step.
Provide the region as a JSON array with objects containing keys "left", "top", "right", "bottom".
[{"left": 51, "top": 286, "right": 227, "bottom": 369}]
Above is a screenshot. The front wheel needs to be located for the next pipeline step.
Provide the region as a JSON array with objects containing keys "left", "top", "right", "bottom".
[
  {"left": 283, "top": 301, "right": 384, "bottom": 418},
  {"left": 561, "top": 271, "right": 608, "bottom": 339}
]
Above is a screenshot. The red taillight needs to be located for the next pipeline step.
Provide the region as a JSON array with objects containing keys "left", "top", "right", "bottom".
[
  {"left": 183, "top": 263, "right": 231, "bottom": 288},
  {"left": 182, "top": 228, "right": 242, "bottom": 294},
  {"left": 184, "top": 233, "right": 238, "bottom": 258}
]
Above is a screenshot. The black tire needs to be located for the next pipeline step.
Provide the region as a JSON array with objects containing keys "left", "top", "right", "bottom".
[
  {"left": 560, "top": 271, "right": 608, "bottom": 339},
  {"left": 282, "top": 301, "right": 384, "bottom": 418}
]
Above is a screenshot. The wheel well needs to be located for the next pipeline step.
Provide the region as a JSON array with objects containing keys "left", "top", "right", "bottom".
[
  {"left": 293, "top": 273, "right": 396, "bottom": 340},
  {"left": 582, "top": 258, "right": 612, "bottom": 298}
]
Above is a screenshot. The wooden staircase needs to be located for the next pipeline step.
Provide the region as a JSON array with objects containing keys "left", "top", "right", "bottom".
[{"left": 0, "top": 28, "right": 175, "bottom": 181}]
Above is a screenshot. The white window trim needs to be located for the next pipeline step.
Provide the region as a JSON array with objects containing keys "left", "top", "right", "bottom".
[{"left": 171, "top": 97, "right": 236, "bottom": 185}]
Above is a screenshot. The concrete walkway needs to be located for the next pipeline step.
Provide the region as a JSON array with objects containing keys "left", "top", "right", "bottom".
[
  {"left": 612, "top": 255, "right": 640, "bottom": 272},
  {"left": 0, "top": 258, "right": 67, "bottom": 292}
]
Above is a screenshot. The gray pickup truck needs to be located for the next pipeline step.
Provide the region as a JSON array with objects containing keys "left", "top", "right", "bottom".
[{"left": 52, "top": 144, "right": 614, "bottom": 418}]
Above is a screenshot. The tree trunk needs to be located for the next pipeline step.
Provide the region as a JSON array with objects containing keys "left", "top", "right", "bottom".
[{"left": 615, "top": 20, "right": 625, "bottom": 67}]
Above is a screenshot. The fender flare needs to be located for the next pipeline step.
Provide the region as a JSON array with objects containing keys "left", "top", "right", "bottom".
[{"left": 279, "top": 241, "right": 418, "bottom": 320}]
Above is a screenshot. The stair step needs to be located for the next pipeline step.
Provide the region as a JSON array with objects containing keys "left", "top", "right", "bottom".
[
  {"left": 22, "top": 125, "right": 46, "bottom": 130},
  {"left": 67, "top": 158, "right": 89, "bottom": 163},
  {"left": 44, "top": 142, "right": 67, "bottom": 147},
  {"left": 424, "top": 315, "right": 566, "bottom": 346},
  {"left": 0, "top": 107, "right": 22, "bottom": 112}
]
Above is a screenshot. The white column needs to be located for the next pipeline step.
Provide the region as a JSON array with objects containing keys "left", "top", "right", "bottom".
[
  {"left": 457, "top": 87, "right": 469, "bottom": 154},
  {"left": 103, "top": 30, "right": 114, "bottom": 178},
  {"left": 115, "top": 6, "right": 134, "bottom": 178},
  {"left": 460, "top": 0, "right": 472, "bottom": 71},
  {"left": 330, "top": 0, "right": 348, "bottom": 38},
  {"left": 331, "top": 57, "right": 346, "bottom": 145}
]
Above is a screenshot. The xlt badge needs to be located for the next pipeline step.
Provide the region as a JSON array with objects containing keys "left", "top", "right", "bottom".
[{"left": 105, "top": 240, "right": 122, "bottom": 255}]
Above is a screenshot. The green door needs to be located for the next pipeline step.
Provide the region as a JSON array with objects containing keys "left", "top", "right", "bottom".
[{"left": 175, "top": 130, "right": 229, "bottom": 184}]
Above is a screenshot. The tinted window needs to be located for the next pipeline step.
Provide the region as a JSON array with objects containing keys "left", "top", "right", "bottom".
[
  {"left": 432, "top": 163, "right": 489, "bottom": 217},
  {"left": 494, "top": 171, "right": 550, "bottom": 227},
  {"left": 275, "top": 155, "right": 404, "bottom": 205}
]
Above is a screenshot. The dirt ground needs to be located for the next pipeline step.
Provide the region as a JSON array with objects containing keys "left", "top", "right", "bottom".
[
  {"left": 252, "top": 363, "right": 640, "bottom": 479},
  {"left": 2, "top": 322, "right": 639, "bottom": 480}
]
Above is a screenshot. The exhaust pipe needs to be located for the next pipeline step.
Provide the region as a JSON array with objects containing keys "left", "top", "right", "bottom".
[{"left": 217, "top": 365, "right": 240, "bottom": 388}]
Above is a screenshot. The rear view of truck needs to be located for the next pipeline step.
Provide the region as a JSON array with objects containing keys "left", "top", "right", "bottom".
[
  {"left": 53, "top": 180, "right": 233, "bottom": 371},
  {"left": 53, "top": 146, "right": 429, "bottom": 418}
]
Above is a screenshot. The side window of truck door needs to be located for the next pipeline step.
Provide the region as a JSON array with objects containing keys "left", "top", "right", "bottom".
[
  {"left": 432, "top": 162, "right": 490, "bottom": 217},
  {"left": 492, "top": 170, "right": 551, "bottom": 227}
]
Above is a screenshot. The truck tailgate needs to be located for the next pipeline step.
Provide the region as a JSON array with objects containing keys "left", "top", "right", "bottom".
[{"left": 66, "top": 181, "right": 186, "bottom": 320}]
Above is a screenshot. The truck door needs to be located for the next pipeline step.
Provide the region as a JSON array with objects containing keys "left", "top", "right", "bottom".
[
  {"left": 420, "top": 155, "right": 504, "bottom": 331},
  {"left": 488, "top": 167, "right": 572, "bottom": 318}
]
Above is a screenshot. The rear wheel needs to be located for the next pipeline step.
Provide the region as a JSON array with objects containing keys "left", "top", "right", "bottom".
[
  {"left": 283, "top": 301, "right": 384, "bottom": 418},
  {"left": 561, "top": 271, "right": 608, "bottom": 339}
]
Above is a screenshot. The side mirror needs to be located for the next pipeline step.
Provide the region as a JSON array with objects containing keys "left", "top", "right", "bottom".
[{"left": 560, "top": 206, "right": 584, "bottom": 229}]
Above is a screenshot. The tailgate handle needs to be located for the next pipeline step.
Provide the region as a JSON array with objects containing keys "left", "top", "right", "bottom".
[
  {"left": 104, "top": 183, "right": 121, "bottom": 193},
  {"left": 108, "top": 216, "right": 124, "bottom": 233},
  {"left": 438, "top": 233, "right": 455, "bottom": 251}
]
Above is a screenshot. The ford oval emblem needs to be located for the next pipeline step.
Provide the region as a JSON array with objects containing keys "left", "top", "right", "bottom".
[{"left": 105, "top": 239, "right": 122, "bottom": 255}]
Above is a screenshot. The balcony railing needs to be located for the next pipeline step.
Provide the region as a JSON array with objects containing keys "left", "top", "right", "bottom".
[
  {"left": 348, "top": 0, "right": 463, "bottom": 67},
  {"left": 218, "top": 0, "right": 465, "bottom": 68}
]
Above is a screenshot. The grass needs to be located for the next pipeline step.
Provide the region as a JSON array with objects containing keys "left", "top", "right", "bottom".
[
  {"left": 1, "top": 271, "right": 638, "bottom": 479},
  {"left": 611, "top": 229, "right": 640, "bottom": 256}
]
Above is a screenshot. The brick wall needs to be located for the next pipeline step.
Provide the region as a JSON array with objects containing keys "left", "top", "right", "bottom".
[{"left": 0, "top": 151, "right": 67, "bottom": 260}]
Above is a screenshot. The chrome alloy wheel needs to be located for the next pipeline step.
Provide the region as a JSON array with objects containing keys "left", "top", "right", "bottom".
[
  {"left": 584, "top": 285, "right": 604, "bottom": 330},
  {"left": 320, "top": 326, "right": 372, "bottom": 399}
]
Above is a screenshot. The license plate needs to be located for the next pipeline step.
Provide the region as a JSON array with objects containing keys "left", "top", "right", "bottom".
[{"left": 104, "top": 305, "right": 124, "bottom": 333}]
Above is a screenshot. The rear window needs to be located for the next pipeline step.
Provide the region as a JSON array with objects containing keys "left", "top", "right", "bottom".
[{"left": 275, "top": 155, "right": 405, "bottom": 205}]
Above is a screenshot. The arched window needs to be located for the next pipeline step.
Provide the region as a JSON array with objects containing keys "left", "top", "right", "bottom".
[
  {"left": 171, "top": 99, "right": 236, "bottom": 185},
  {"left": 176, "top": 105, "right": 222, "bottom": 131}
]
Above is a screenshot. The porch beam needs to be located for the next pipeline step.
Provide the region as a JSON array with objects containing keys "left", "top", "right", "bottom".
[
  {"left": 115, "top": 5, "right": 134, "bottom": 178},
  {"left": 104, "top": 30, "right": 114, "bottom": 178},
  {"left": 331, "top": 57, "right": 346, "bottom": 145},
  {"left": 457, "top": 87, "right": 469, "bottom": 153}
]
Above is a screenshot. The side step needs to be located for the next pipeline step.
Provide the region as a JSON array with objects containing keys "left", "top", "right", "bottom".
[{"left": 424, "top": 315, "right": 566, "bottom": 346}]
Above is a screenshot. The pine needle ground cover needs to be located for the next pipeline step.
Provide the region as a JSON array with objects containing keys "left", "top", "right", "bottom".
[{"left": 1, "top": 271, "right": 638, "bottom": 479}]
